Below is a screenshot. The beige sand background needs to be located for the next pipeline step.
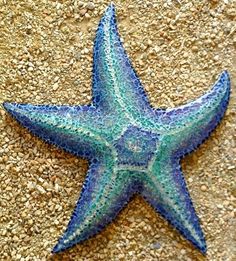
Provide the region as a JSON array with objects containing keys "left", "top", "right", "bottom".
[{"left": 0, "top": 0, "right": 235, "bottom": 260}]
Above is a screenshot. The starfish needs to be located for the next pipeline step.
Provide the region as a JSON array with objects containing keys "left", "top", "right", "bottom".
[{"left": 3, "top": 4, "right": 230, "bottom": 255}]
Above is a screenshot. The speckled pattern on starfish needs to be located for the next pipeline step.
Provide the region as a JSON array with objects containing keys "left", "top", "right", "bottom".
[{"left": 3, "top": 4, "right": 230, "bottom": 255}]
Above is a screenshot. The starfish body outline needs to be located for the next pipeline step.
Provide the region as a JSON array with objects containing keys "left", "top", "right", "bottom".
[{"left": 3, "top": 4, "right": 230, "bottom": 254}]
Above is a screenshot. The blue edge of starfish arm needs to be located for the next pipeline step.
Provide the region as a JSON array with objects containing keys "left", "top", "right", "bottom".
[{"left": 2, "top": 3, "right": 231, "bottom": 256}]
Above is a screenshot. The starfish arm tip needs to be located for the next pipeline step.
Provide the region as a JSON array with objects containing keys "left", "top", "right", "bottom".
[
  {"left": 222, "top": 69, "right": 230, "bottom": 77},
  {"left": 191, "top": 228, "right": 207, "bottom": 255},
  {"left": 213, "top": 70, "right": 230, "bottom": 99},
  {"left": 109, "top": 2, "right": 115, "bottom": 8},
  {"left": 51, "top": 243, "right": 61, "bottom": 254},
  {"left": 221, "top": 70, "right": 230, "bottom": 88},
  {"left": 200, "top": 243, "right": 207, "bottom": 255},
  {"left": 51, "top": 242, "right": 71, "bottom": 254},
  {"left": 2, "top": 102, "right": 21, "bottom": 118},
  {"left": 2, "top": 101, "right": 12, "bottom": 111},
  {"left": 105, "top": 2, "right": 115, "bottom": 17}
]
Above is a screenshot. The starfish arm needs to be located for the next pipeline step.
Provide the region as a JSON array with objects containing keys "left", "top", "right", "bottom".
[
  {"left": 52, "top": 166, "right": 137, "bottom": 253},
  {"left": 142, "top": 155, "right": 207, "bottom": 254},
  {"left": 92, "top": 4, "right": 152, "bottom": 121},
  {"left": 153, "top": 71, "right": 230, "bottom": 153},
  {"left": 2, "top": 102, "right": 112, "bottom": 158}
]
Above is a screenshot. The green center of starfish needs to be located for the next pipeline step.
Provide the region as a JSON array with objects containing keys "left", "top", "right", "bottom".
[{"left": 114, "top": 126, "right": 159, "bottom": 168}]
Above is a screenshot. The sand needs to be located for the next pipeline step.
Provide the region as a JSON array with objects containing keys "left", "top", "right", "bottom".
[{"left": 0, "top": 0, "right": 235, "bottom": 260}]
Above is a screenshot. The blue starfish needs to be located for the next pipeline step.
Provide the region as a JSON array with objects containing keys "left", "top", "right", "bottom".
[{"left": 3, "top": 4, "right": 230, "bottom": 255}]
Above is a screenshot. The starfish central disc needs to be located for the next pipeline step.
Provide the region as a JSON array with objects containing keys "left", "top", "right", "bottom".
[{"left": 114, "top": 126, "right": 159, "bottom": 168}]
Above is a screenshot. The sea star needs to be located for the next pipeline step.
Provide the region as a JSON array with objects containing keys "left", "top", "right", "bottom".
[{"left": 3, "top": 4, "right": 230, "bottom": 255}]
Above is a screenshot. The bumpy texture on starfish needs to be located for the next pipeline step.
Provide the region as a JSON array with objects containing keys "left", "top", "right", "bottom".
[{"left": 3, "top": 4, "right": 230, "bottom": 255}]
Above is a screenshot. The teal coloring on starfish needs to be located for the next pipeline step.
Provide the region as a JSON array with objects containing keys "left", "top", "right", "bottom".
[{"left": 3, "top": 4, "right": 230, "bottom": 254}]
